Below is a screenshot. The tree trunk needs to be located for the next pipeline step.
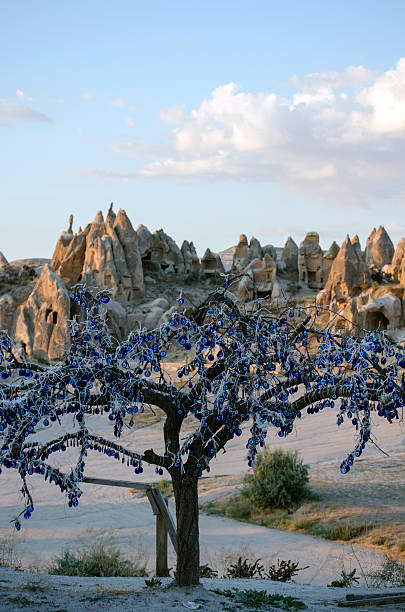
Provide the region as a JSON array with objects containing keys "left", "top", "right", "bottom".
[{"left": 172, "top": 473, "right": 200, "bottom": 586}]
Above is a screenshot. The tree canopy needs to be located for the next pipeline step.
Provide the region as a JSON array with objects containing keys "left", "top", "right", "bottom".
[{"left": 0, "top": 282, "right": 404, "bottom": 584}]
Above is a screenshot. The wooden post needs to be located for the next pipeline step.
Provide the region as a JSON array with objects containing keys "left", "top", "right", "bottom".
[
  {"left": 81, "top": 477, "right": 178, "bottom": 576},
  {"left": 155, "top": 498, "right": 169, "bottom": 577}
]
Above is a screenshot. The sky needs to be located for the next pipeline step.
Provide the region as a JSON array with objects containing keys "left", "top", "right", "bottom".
[{"left": 1, "top": 0, "right": 405, "bottom": 261}]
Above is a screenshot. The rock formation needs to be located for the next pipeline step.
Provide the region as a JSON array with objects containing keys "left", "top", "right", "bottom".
[
  {"left": 237, "top": 253, "right": 277, "bottom": 302},
  {"left": 322, "top": 240, "right": 340, "bottom": 285},
  {"left": 365, "top": 227, "right": 376, "bottom": 268},
  {"left": 15, "top": 264, "right": 71, "bottom": 361},
  {"left": 136, "top": 224, "right": 199, "bottom": 279},
  {"left": 262, "top": 244, "right": 277, "bottom": 263},
  {"left": 365, "top": 226, "right": 394, "bottom": 271},
  {"left": 150, "top": 229, "right": 185, "bottom": 275},
  {"left": 51, "top": 208, "right": 144, "bottom": 303},
  {"left": 200, "top": 248, "right": 225, "bottom": 278},
  {"left": 181, "top": 241, "right": 200, "bottom": 279},
  {"left": 231, "top": 234, "right": 249, "bottom": 272},
  {"left": 298, "top": 232, "right": 324, "bottom": 289},
  {"left": 323, "top": 235, "right": 371, "bottom": 300},
  {"left": 0, "top": 252, "right": 8, "bottom": 267},
  {"left": 316, "top": 234, "right": 403, "bottom": 332},
  {"left": 280, "top": 236, "right": 298, "bottom": 276},
  {"left": 384, "top": 238, "right": 405, "bottom": 282},
  {"left": 351, "top": 235, "right": 362, "bottom": 261},
  {"left": 4, "top": 210, "right": 405, "bottom": 358}
]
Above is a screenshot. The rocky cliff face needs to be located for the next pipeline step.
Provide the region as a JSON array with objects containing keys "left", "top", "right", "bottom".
[
  {"left": 15, "top": 264, "right": 71, "bottom": 361},
  {"left": 384, "top": 238, "right": 405, "bottom": 282},
  {"left": 298, "top": 232, "right": 324, "bottom": 289},
  {"left": 324, "top": 235, "right": 371, "bottom": 299},
  {"left": 317, "top": 232, "right": 403, "bottom": 332},
  {"left": 365, "top": 225, "right": 395, "bottom": 271},
  {"left": 0, "top": 252, "right": 8, "bottom": 268},
  {"left": 280, "top": 236, "right": 298, "bottom": 276},
  {"left": 51, "top": 207, "right": 144, "bottom": 303},
  {"left": 7, "top": 204, "right": 205, "bottom": 360}
]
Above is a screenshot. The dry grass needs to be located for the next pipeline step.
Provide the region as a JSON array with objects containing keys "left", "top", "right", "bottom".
[
  {"left": 200, "top": 452, "right": 405, "bottom": 561},
  {"left": 0, "top": 535, "right": 21, "bottom": 570}
]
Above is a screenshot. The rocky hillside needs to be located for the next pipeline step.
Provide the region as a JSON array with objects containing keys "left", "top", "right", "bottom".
[{"left": 0, "top": 205, "right": 404, "bottom": 361}]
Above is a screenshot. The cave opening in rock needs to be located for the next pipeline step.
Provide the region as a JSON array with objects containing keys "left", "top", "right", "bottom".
[{"left": 364, "top": 311, "right": 389, "bottom": 331}]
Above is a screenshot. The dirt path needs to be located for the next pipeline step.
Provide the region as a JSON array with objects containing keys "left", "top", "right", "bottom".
[{"left": 1, "top": 409, "right": 404, "bottom": 587}]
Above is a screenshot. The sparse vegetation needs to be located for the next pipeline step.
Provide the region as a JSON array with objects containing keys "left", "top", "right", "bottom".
[
  {"left": 222, "top": 555, "right": 308, "bottom": 582},
  {"left": 225, "top": 556, "right": 265, "bottom": 579},
  {"left": 199, "top": 563, "right": 218, "bottom": 578},
  {"left": 144, "top": 577, "right": 162, "bottom": 588},
  {"left": 154, "top": 478, "right": 173, "bottom": 498},
  {"left": 367, "top": 555, "right": 405, "bottom": 587},
  {"left": 266, "top": 559, "right": 309, "bottom": 582},
  {"left": 47, "top": 539, "right": 148, "bottom": 577},
  {"left": 211, "top": 588, "right": 307, "bottom": 610},
  {"left": 0, "top": 536, "right": 21, "bottom": 570},
  {"left": 328, "top": 567, "right": 360, "bottom": 588}
]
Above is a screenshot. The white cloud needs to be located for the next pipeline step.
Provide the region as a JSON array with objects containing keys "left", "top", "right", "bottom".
[
  {"left": 109, "top": 140, "right": 172, "bottom": 159},
  {"left": 356, "top": 58, "right": 405, "bottom": 133},
  {"left": 79, "top": 168, "right": 138, "bottom": 182},
  {"left": 111, "top": 98, "right": 125, "bottom": 107},
  {"left": 125, "top": 117, "right": 135, "bottom": 128},
  {"left": 0, "top": 99, "right": 51, "bottom": 124},
  {"left": 159, "top": 105, "right": 188, "bottom": 123},
  {"left": 16, "top": 89, "right": 25, "bottom": 98},
  {"left": 105, "top": 59, "right": 405, "bottom": 208},
  {"left": 80, "top": 92, "right": 92, "bottom": 100},
  {"left": 289, "top": 65, "right": 378, "bottom": 90}
]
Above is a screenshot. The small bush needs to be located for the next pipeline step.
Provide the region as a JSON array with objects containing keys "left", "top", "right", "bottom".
[
  {"left": 145, "top": 578, "right": 162, "bottom": 588},
  {"left": 321, "top": 521, "right": 374, "bottom": 541},
  {"left": 47, "top": 540, "right": 148, "bottom": 577},
  {"left": 367, "top": 555, "right": 405, "bottom": 587},
  {"left": 328, "top": 568, "right": 360, "bottom": 588},
  {"left": 0, "top": 536, "right": 21, "bottom": 570},
  {"left": 266, "top": 559, "right": 309, "bottom": 582},
  {"left": 225, "top": 556, "right": 264, "bottom": 578},
  {"left": 242, "top": 448, "right": 312, "bottom": 511},
  {"left": 223, "top": 556, "right": 308, "bottom": 582},
  {"left": 154, "top": 478, "right": 173, "bottom": 498},
  {"left": 199, "top": 563, "right": 218, "bottom": 578}
]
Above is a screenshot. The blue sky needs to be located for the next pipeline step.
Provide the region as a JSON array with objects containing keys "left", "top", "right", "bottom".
[{"left": 1, "top": 0, "right": 405, "bottom": 261}]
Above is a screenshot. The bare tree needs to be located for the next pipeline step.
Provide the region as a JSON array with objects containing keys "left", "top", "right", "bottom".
[{"left": 0, "top": 283, "right": 404, "bottom": 586}]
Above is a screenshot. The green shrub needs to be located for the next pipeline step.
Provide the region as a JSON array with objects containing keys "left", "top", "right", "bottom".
[
  {"left": 328, "top": 567, "right": 359, "bottom": 588},
  {"left": 199, "top": 563, "right": 218, "bottom": 578},
  {"left": 225, "top": 556, "right": 264, "bottom": 578},
  {"left": 266, "top": 559, "right": 309, "bottom": 582},
  {"left": 242, "top": 448, "right": 311, "bottom": 511},
  {"left": 47, "top": 540, "right": 148, "bottom": 577},
  {"left": 367, "top": 556, "right": 405, "bottom": 587}
]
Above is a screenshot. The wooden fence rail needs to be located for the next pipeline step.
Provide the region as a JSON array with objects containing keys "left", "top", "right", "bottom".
[{"left": 82, "top": 476, "right": 178, "bottom": 576}]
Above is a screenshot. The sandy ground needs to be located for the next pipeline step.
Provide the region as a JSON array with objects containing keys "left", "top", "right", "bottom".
[
  {"left": 1, "top": 403, "right": 405, "bottom": 593},
  {"left": 2, "top": 568, "right": 405, "bottom": 611}
]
